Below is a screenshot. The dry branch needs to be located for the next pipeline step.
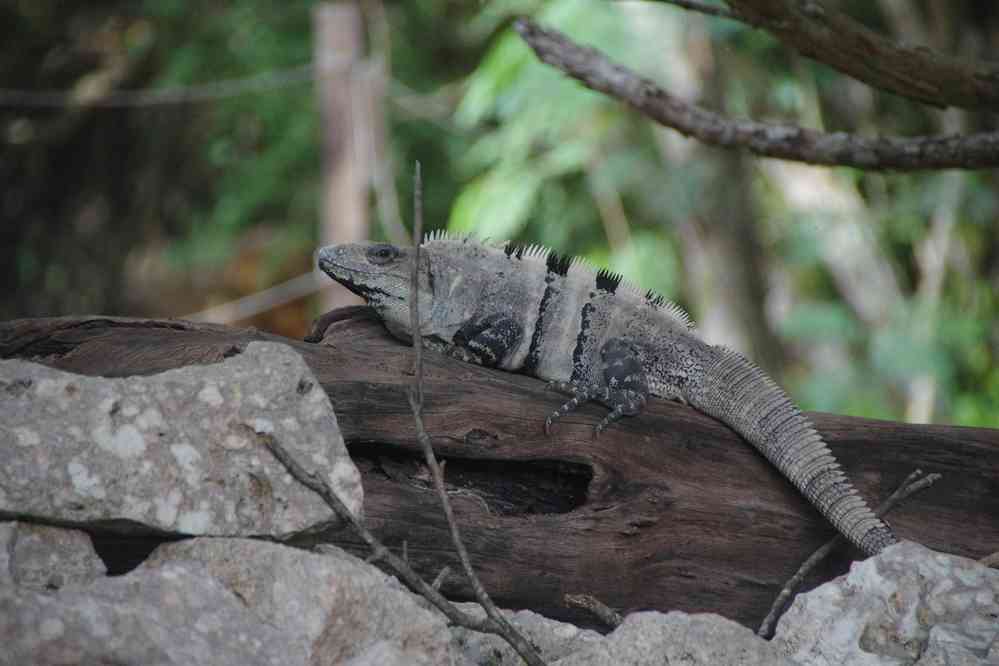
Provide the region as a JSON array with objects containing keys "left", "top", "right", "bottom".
[
  {"left": 260, "top": 432, "right": 497, "bottom": 633},
  {"left": 650, "top": 0, "right": 737, "bottom": 20},
  {"left": 722, "top": 0, "right": 999, "bottom": 111},
  {"left": 407, "top": 164, "right": 547, "bottom": 665},
  {"left": 515, "top": 19, "right": 999, "bottom": 171},
  {"left": 651, "top": 0, "right": 999, "bottom": 110},
  {"left": 756, "top": 469, "right": 941, "bottom": 638}
]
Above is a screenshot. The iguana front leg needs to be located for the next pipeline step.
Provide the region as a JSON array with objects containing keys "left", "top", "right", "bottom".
[
  {"left": 546, "top": 339, "right": 650, "bottom": 435},
  {"left": 450, "top": 313, "right": 523, "bottom": 367}
]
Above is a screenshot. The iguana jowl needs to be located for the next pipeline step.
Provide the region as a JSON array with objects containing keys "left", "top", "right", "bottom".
[{"left": 318, "top": 232, "right": 898, "bottom": 556}]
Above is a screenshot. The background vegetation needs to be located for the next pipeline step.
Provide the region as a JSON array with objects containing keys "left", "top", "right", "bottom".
[{"left": 2, "top": 0, "right": 997, "bottom": 426}]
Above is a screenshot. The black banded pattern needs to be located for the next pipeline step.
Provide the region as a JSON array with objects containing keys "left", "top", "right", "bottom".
[
  {"left": 546, "top": 250, "right": 573, "bottom": 276},
  {"left": 522, "top": 273, "right": 557, "bottom": 375},
  {"left": 690, "top": 347, "right": 898, "bottom": 555},
  {"left": 595, "top": 268, "right": 622, "bottom": 294},
  {"left": 571, "top": 302, "right": 597, "bottom": 383}
]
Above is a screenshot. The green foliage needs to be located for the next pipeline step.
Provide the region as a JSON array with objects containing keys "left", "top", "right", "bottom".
[
  {"left": 141, "top": 1, "right": 319, "bottom": 268},
  {"left": 449, "top": 0, "right": 689, "bottom": 303},
  {"left": 5, "top": 0, "right": 997, "bottom": 427},
  {"left": 444, "top": 0, "right": 998, "bottom": 427}
]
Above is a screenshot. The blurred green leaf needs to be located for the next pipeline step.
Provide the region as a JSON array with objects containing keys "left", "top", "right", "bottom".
[
  {"left": 780, "top": 302, "right": 861, "bottom": 344},
  {"left": 449, "top": 167, "right": 541, "bottom": 238}
]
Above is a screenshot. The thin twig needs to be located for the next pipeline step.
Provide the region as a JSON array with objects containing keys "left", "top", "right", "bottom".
[
  {"left": 259, "top": 432, "right": 502, "bottom": 634},
  {"left": 184, "top": 271, "right": 323, "bottom": 323},
  {"left": 646, "top": 0, "right": 737, "bottom": 20},
  {"left": 757, "top": 469, "right": 941, "bottom": 638},
  {"left": 564, "top": 593, "right": 623, "bottom": 629},
  {"left": 515, "top": 19, "right": 999, "bottom": 171},
  {"left": 0, "top": 64, "right": 318, "bottom": 109},
  {"left": 410, "top": 162, "right": 424, "bottom": 407},
  {"left": 432, "top": 566, "right": 452, "bottom": 591},
  {"left": 406, "top": 163, "right": 547, "bottom": 666}
]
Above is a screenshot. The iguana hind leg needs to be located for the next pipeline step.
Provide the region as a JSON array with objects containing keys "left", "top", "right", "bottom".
[
  {"left": 545, "top": 383, "right": 598, "bottom": 435},
  {"left": 545, "top": 339, "right": 650, "bottom": 436}
]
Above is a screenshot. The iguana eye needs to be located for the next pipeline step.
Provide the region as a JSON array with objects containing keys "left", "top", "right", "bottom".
[{"left": 366, "top": 244, "right": 399, "bottom": 265}]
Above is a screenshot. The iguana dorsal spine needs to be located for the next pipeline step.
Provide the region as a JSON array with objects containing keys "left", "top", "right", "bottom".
[{"left": 318, "top": 233, "right": 898, "bottom": 556}]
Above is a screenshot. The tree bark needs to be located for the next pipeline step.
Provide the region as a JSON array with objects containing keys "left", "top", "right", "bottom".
[
  {"left": 2, "top": 311, "right": 997, "bottom": 629},
  {"left": 515, "top": 19, "right": 999, "bottom": 171}
]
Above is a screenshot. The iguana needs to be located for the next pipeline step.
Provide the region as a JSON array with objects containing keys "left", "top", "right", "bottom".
[{"left": 318, "top": 232, "right": 898, "bottom": 556}]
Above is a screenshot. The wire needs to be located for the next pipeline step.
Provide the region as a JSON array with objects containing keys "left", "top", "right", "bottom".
[
  {"left": 184, "top": 270, "right": 324, "bottom": 323},
  {"left": 0, "top": 63, "right": 321, "bottom": 109}
]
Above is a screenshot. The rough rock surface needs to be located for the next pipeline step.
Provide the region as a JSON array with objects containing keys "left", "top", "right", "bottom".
[
  {"left": 1, "top": 526, "right": 996, "bottom": 665},
  {"left": 0, "top": 561, "right": 306, "bottom": 666},
  {"left": 450, "top": 602, "right": 603, "bottom": 665},
  {"left": 0, "top": 521, "right": 106, "bottom": 590},
  {"left": 144, "top": 537, "right": 457, "bottom": 666},
  {"left": 340, "top": 640, "right": 437, "bottom": 666},
  {"left": 0, "top": 341, "right": 362, "bottom": 538},
  {"left": 774, "top": 540, "right": 999, "bottom": 665},
  {"left": 554, "top": 611, "right": 796, "bottom": 666}
]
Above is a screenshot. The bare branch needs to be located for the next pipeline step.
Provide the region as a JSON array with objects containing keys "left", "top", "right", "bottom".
[
  {"left": 647, "top": 0, "right": 737, "bottom": 20},
  {"left": 757, "top": 469, "right": 942, "bottom": 638},
  {"left": 260, "top": 432, "right": 491, "bottom": 632},
  {"left": 406, "top": 165, "right": 548, "bottom": 666},
  {"left": 0, "top": 64, "right": 317, "bottom": 109},
  {"left": 260, "top": 193, "right": 546, "bottom": 666},
  {"left": 265, "top": 430, "right": 547, "bottom": 660},
  {"left": 432, "top": 566, "right": 452, "bottom": 591},
  {"left": 722, "top": 0, "right": 999, "bottom": 110},
  {"left": 515, "top": 19, "right": 999, "bottom": 171}
]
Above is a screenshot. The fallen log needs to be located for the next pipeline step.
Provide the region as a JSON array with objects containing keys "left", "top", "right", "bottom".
[{"left": 2, "top": 311, "right": 997, "bottom": 629}]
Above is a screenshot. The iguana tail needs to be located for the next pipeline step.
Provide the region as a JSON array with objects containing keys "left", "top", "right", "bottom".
[{"left": 689, "top": 347, "right": 898, "bottom": 556}]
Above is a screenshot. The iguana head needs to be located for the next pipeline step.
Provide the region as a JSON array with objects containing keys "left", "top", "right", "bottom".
[{"left": 317, "top": 242, "right": 433, "bottom": 341}]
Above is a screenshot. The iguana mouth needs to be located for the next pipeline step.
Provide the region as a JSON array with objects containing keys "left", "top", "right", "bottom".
[
  {"left": 336, "top": 274, "right": 391, "bottom": 301},
  {"left": 316, "top": 247, "right": 364, "bottom": 277},
  {"left": 317, "top": 247, "right": 394, "bottom": 302}
]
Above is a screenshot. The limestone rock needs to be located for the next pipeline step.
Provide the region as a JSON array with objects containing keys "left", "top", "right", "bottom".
[
  {"left": 0, "top": 521, "right": 106, "bottom": 589},
  {"left": 774, "top": 540, "right": 999, "bottom": 665},
  {"left": 0, "top": 341, "right": 361, "bottom": 539},
  {"left": 555, "top": 611, "right": 796, "bottom": 666},
  {"left": 341, "top": 640, "right": 437, "bottom": 666},
  {"left": 144, "top": 537, "right": 457, "bottom": 665},
  {"left": 450, "top": 602, "right": 602, "bottom": 665},
  {"left": 0, "top": 561, "right": 306, "bottom": 666}
]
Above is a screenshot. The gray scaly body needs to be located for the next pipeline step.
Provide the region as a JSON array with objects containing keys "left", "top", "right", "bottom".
[{"left": 318, "top": 233, "right": 898, "bottom": 556}]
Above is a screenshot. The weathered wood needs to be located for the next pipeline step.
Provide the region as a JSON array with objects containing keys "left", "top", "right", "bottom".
[{"left": 2, "top": 312, "right": 997, "bottom": 629}]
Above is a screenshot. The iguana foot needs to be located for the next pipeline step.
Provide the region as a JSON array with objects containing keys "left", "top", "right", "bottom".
[
  {"left": 594, "top": 389, "right": 647, "bottom": 435},
  {"left": 545, "top": 339, "right": 651, "bottom": 436},
  {"left": 545, "top": 383, "right": 597, "bottom": 435},
  {"left": 546, "top": 380, "right": 577, "bottom": 396}
]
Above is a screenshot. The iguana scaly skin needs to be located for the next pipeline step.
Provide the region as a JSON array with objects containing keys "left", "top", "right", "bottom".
[{"left": 318, "top": 233, "right": 898, "bottom": 556}]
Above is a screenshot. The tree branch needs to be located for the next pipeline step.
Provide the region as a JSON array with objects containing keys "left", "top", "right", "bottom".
[
  {"left": 647, "top": 0, "right": 737, "bottom": 20},
  {"left": 721, "top": 0, "right": 999, "bottom": 111},
  {"left": 407, "top": 164, "right": 548, "bottom": 666},
  {"left": 756, "top": 469, "right": 942, "bottom": 638},
  {"left": 260, "top": 433, "right": 495, "bottom": 633},
  {"left": 515, "top": 19, "right": 999, "bottom": 171}
]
